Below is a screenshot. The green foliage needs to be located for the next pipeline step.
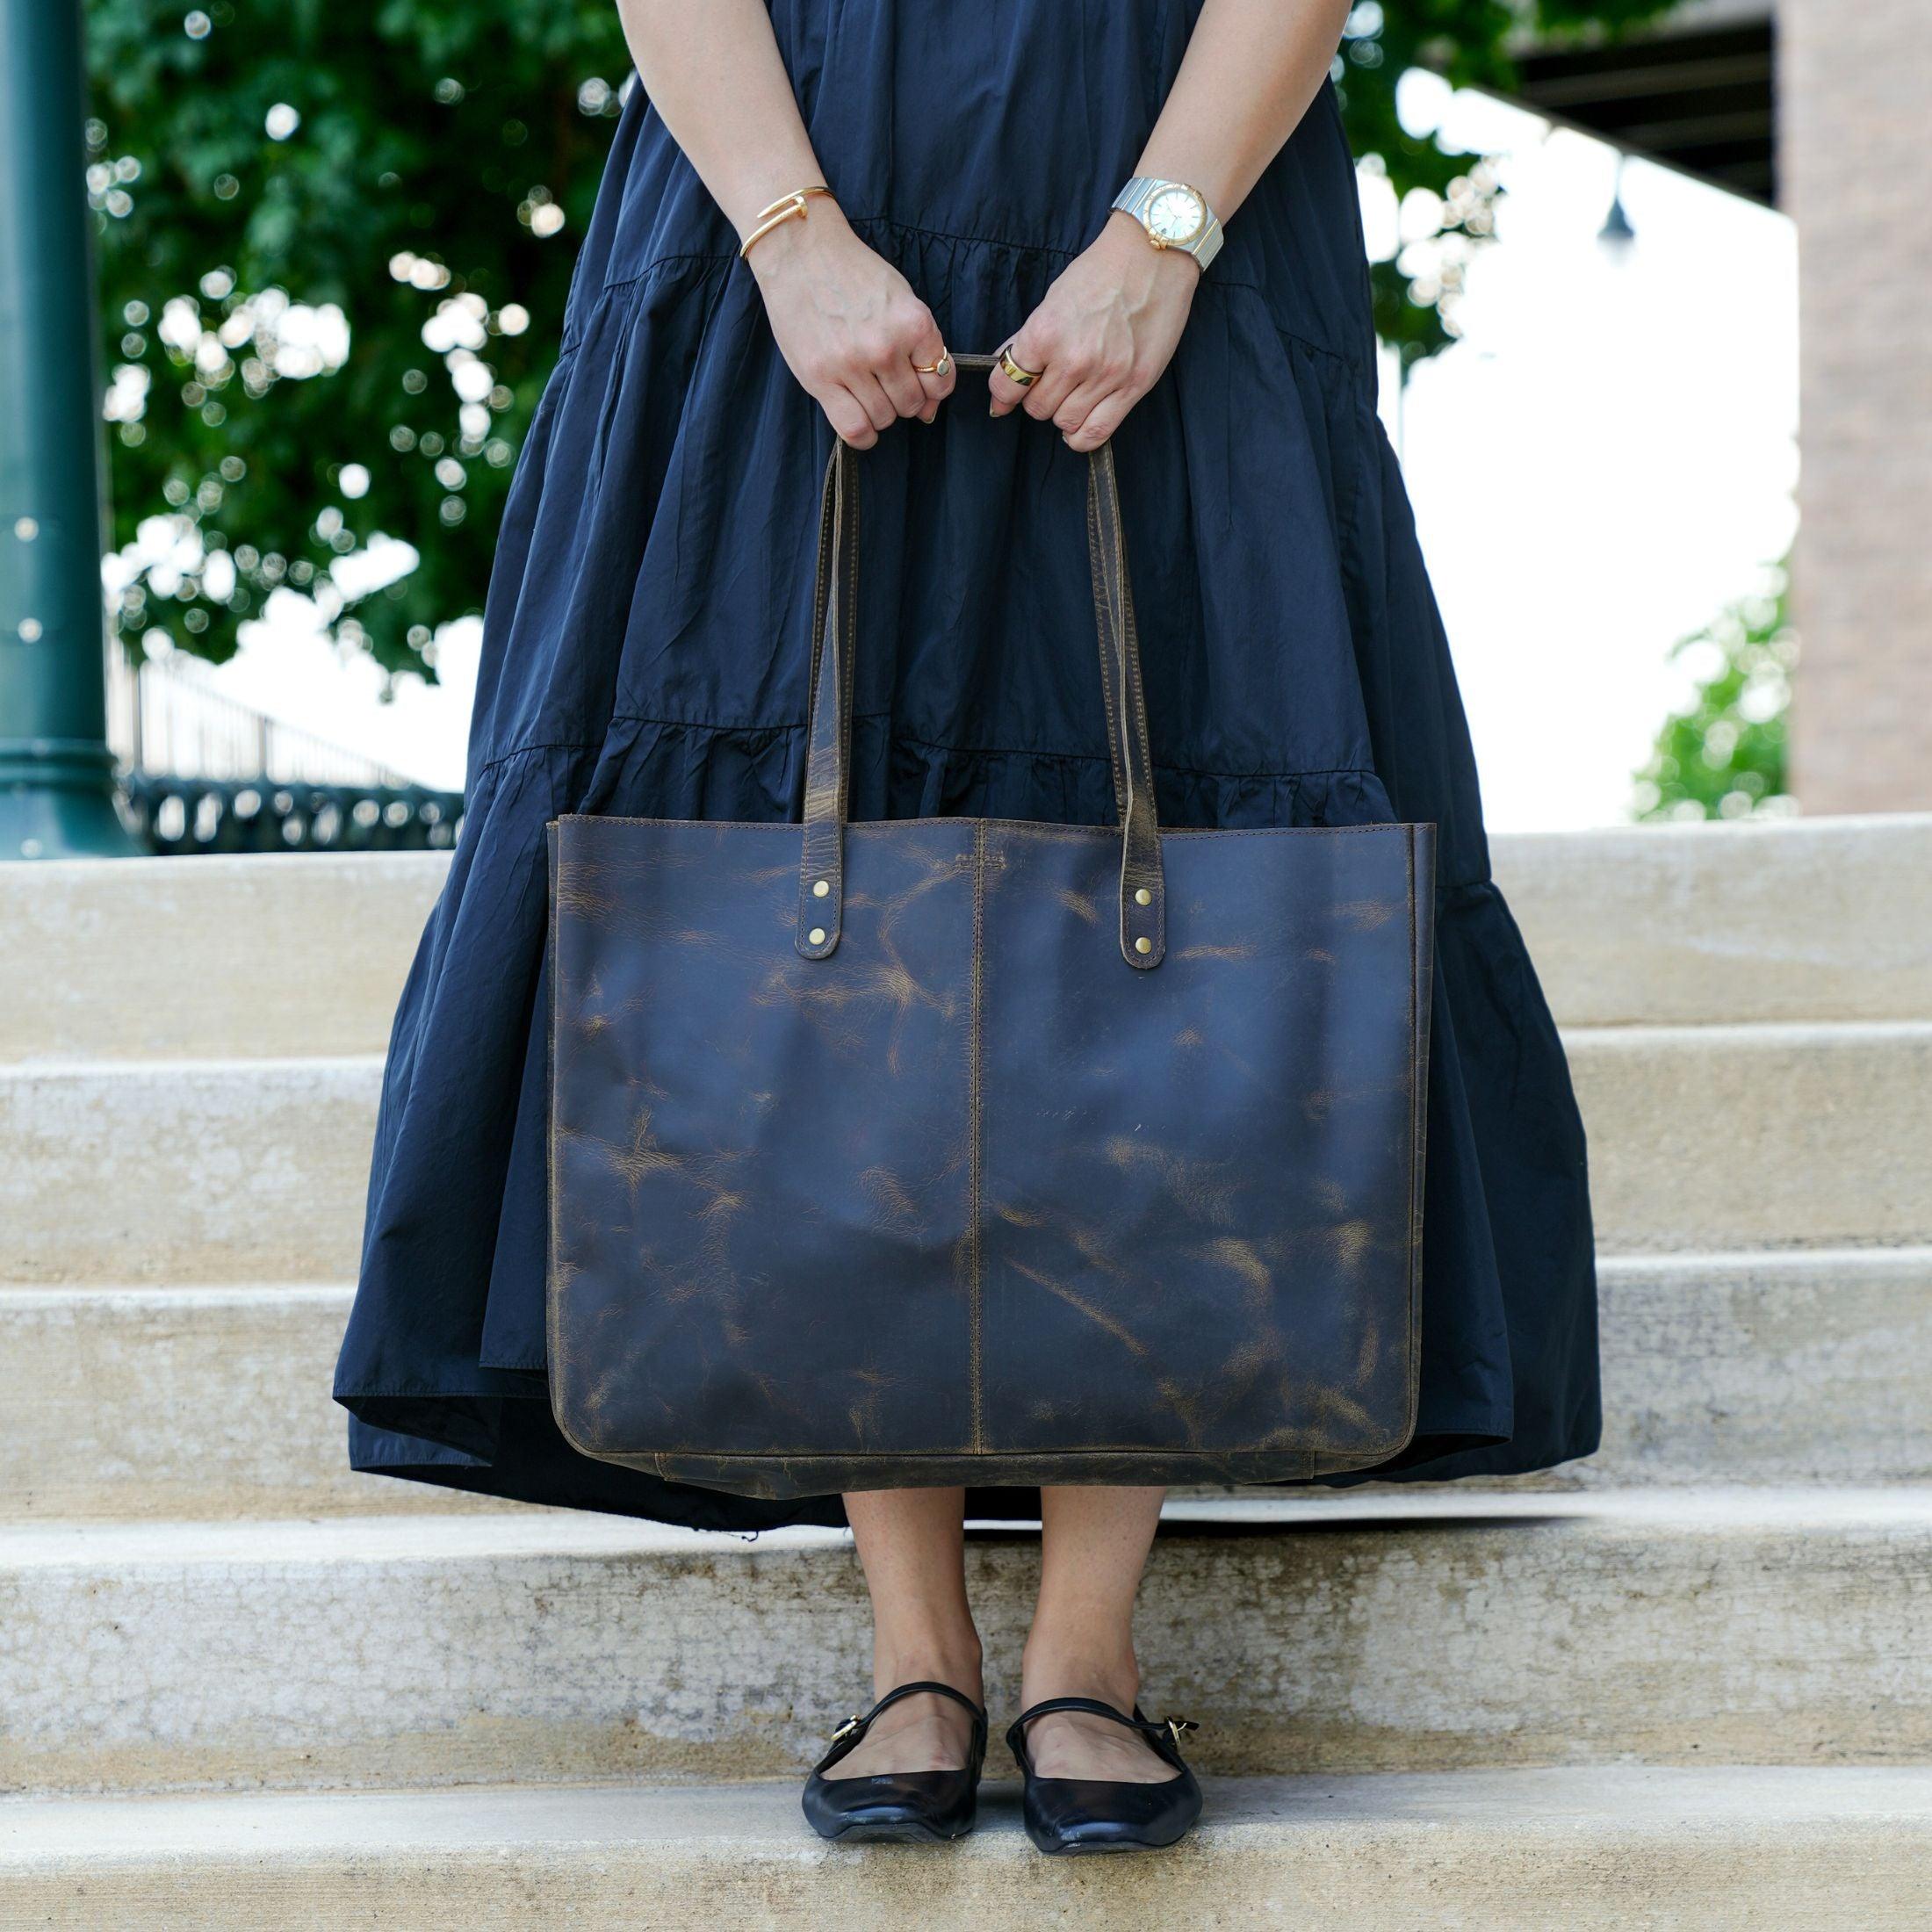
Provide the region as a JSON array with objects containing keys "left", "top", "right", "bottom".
[
  {"left": 86, "top": 0, "right": 1674, "bottom": 675},
  {"left": 1633, "top": 573, "right": 1795, "bottom": 822},
  {"left": 86, "top": 0, "right": 629, "bottom": 677}
]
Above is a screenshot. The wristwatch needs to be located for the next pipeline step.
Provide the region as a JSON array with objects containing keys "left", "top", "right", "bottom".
[{"left": 1111, "top": 176, "right": 1223, "bottom": 272}]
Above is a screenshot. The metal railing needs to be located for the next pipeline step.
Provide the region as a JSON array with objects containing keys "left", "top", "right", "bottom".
[
  {"left": 106, "top": 644, "right": 417, "bottom": 789},
  {"left": 105, "top": 646, "right": 465, "bottom": 854}
]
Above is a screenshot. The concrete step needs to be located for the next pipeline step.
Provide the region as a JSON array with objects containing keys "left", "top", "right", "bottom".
[
  {"left": 5, "top": 816, "right": 1928, "bottom": 1067},
  {"left": 1493, "top": 812, "right": 1932, "bottom": 1027},
  {"left": 4, "top": 1490, "right": 1927, "bottom": 1796},
  {"left": 1565, "top": 1020, "right": 1932, "bottom": 1253},
  {"left": 4, "top": 852, "right": 443, "bottom": 1064},
  {"left": 1531, "top": 1247, "right": 1932, "bottom": 1489},
  {"left": 6, "top": 1769, "right": 1930, "bottom": 1929},
  {"left": 7, "top": 1021, "right": 1929, "bottom": 1285},
  {"left": 7, "top": 1250, "right": 1927, "bottom": 1522},
  {"left": 0, "top": 1285, "right": 505, "bottom": 1520},
  {"left": 1, "top": 1056, "right": 378, "bottom": 1285}
]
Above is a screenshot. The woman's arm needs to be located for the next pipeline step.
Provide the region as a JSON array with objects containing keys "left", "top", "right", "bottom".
[
  {"left": 616, "top": 0, "right": 954, "bottom": 444},
  {"left": 988, "top": 0, "right": 1352, "bottom": 449}
]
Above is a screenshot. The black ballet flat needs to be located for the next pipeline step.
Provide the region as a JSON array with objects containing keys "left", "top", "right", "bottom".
[
  {"left": 1006, "top": 1696, "right": 1203, "bottom": 1855},
  {"left": 801, "top": 1679, "right": 988, "bottom": 1844}
]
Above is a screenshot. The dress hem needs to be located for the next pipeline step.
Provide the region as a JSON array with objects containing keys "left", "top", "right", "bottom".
[{"left": 340, "top": 1385, "right": 1573, "bottom": 1532}]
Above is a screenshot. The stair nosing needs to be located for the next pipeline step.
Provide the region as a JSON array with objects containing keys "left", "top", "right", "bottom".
[
  {"left": 5, "top": 1484, "right": 1929, "bottom": 1569},
  {"left": 7, "top": 1764, "right": 1932, "bottom": 1864}
]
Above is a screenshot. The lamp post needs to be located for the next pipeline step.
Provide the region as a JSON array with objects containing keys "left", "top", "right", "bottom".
[
  {"left": 0, "top": 0, "right": 138, "bottom": 858},
  {"left": 1598, "top": 155, "right": 1638, "bottom": 259}
]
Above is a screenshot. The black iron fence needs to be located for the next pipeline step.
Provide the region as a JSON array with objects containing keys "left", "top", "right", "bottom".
[{"left": 121, "top": 774, "right": 462, "bottom": 855}]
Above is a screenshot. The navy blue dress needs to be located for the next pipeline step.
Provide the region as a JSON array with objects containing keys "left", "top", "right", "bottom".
[{"left": 335, "top": 0, "right": 1599, "bottom": 1529}]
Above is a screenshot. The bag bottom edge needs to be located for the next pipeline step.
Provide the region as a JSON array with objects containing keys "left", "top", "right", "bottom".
[{"left": 565, "top": 1441, "right": 1416, "bottom": 1501}]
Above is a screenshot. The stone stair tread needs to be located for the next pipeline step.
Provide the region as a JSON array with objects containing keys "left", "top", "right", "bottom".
[
  {"left": 8, "top": 1025, "right": 1932, "bottom": 1282},
  {"left": 1497, "top": 812, "right": 1932, "bottom": 1027},
  {"left": 9, "top": 1247, "right": 1932, "bottom": 1521},
  {"left": 7, "top": 1487, "right": 1928, "bottom": 1792},
  {"left": 6, "top": 1482, "right": 1930, "bottom": 1568},
  {"left": 9, "top": 1013, "right": 1932, "bottom": 1075},
  {"left": 12, "top": 1240, "right": 1928, "bottom": 1293},
  {"left": 1568, "top": 1017, "right": 1932, "bottom": 1045},
  {"left": 6, "top": 1769, "right": 1931, "bottom": 1928},
  {"left": 0, "top": 1049, "right": 384, "bottom": 1077},
  {"left": 4, "top": 851, "right": 447, "bottom": 1064},
  {"left": 11, "top": 817, "right": 1932, "bottom": 1067}
]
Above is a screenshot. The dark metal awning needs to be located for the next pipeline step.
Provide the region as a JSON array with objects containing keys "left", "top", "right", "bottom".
[{"left": 1507, "top": 1, "right": 1777, "bottom": 206}]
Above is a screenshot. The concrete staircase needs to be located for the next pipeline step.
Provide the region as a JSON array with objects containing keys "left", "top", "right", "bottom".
[{"left": 4, "top": 815, "right": 1929, "bottom": 1926}]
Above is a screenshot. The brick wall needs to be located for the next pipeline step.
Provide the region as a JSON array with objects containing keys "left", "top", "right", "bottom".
[{"left": 1779, "top": 0, "right": 1932, "bottom": 812}]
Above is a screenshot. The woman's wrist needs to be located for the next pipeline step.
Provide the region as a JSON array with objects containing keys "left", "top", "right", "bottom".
[
  {"left": 737, "top": 184, "right": 834, "bottom": 260},
  {"left": 1100, "top": 207, "right": 1207, "bottom": 281},
  {"left": 745, "top": 194, "right": 856, "bottom": 280}
]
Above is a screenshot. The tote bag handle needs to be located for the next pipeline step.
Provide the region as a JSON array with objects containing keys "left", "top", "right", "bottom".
[{"left": 796, "top": 353, "right": 1165, "bottom": 971}]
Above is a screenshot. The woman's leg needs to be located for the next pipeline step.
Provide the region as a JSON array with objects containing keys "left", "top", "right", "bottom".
[
  {"left": 1019, "top": 1484, "right": 1174, "bottom": 1779},
  {"left": 826, "top": 1486, "right": 984, "bottom": 1777}
]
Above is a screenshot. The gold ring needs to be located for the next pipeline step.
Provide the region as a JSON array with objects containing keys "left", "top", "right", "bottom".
[
  {"left": 912, "top": 349, "right": 952, "bottom": 377},
  {"left": 998, "top": 346, "right": 1041, "bottom": 387}
]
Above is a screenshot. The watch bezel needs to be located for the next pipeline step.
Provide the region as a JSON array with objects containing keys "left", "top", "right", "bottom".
[{"left": 1143, "top": 184, "right": 1208, "bottom": 248}]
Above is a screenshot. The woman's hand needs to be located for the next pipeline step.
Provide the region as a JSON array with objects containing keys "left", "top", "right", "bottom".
[
  {"left": 988, "top": 214, "right": 1200, "bottom": 450},
  {"left": 748, "top": 205, "right": 955, "bottom": 448}
]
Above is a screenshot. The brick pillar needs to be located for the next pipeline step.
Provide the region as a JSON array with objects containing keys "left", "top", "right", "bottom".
[{"left": 1778, "top": 0, "right": 1932, "bottom": 813}]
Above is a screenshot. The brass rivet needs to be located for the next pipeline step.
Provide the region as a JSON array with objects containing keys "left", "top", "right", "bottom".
[
  {"left": 1135, "top": 887, "right": 1152, "bottom": 906},
  {"left": 808, "top": 926, "right": 827, "bottom": 946},
  {"left": 811, "top": 878, "right": 830, "bottom": 898},
  {"left": 1135, "top": 935, "right": 1152, "bottom": 955}
]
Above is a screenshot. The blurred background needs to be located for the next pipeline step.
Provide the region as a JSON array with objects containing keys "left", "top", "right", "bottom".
[{"left": 4, "top": 0, "right": 1925, "bottom": 856}]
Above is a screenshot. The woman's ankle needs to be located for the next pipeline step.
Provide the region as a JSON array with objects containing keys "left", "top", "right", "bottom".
[
  {"left": 1019, "top": 1634, "right": 1140, "bottom": 1712},
  {"left": 872, "top": 1633, "right": 984, "bottom": 1704},
  {"left": 1014, "top": 1635, "right": 1176, "bottom": 1784}
]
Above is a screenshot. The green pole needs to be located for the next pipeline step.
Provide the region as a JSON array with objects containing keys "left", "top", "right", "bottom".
[{"left": 0, "top": 0, "right": 138, "bottom": 858}]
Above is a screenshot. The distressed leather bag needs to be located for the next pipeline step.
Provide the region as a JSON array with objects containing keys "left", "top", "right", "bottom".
[{"left": 546, "top": 375, "right": 1434, "bottom": 1498}]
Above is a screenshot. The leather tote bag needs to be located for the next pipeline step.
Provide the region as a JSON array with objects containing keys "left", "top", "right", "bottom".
[{"left": 546, "top": 372, "right": 1434, "bottom": 1499}]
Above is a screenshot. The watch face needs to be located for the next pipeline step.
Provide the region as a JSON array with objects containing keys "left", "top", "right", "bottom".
[{"left": 1146, "top": 185, "right": 1206, "bottom": 245}]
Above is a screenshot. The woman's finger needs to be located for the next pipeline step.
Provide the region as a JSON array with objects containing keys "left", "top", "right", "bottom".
[
  {"left": 1021, "top": 357, "right": 1082, "bottom": 425},
  {"left": 1050, "top": 374, "right": 1114, "bottom": 437},
  {"left": 987, "top": 323, "right": 1051, "bottom": 418},
  {"left": 906, "top": 318, "right": 955, "bottom": 423},
  {"left": 822, "top": 386, "right": 880, "bottom": 449},
  {"left": 912, "top": 370, "right": 949, "bottom": 423},
  {"left": 848, "top": 369, "right": 899, "bottom": 434},
  {"left": 1062, "top": 386, "right": 1138, "bottom": 452},
  {"left": 874, "top": 351, "right": 928, "bottom": 423}
]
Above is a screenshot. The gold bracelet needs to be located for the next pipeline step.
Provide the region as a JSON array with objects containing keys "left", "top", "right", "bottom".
[{"left": 739, "top": 184, "right": 834, "bottom": 260}]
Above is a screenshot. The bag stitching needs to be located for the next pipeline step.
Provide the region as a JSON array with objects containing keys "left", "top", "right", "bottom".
[
  {"left": 794, "top": 456, "right": 839, "bottom": 953},
  {"left": 1099, "top": 443, "right": 1166, "bottom": 966},
  {"left": 1087, "top": 462, "right": 1128, "bottom": 823}
]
